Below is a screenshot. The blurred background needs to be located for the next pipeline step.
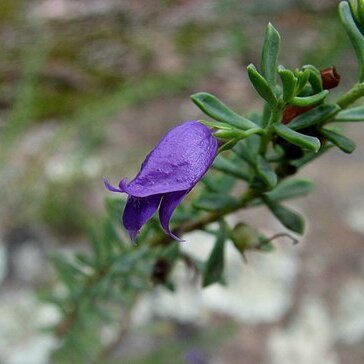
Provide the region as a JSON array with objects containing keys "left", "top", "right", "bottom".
[{"left": 1, "top": 0, "right": 364, "bottom": 363}]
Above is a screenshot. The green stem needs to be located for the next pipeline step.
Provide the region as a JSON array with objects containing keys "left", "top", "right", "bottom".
[
  {"left": 151, "top": 188, "right": 259, "bottom": 247},
  {"left": 336, "top": 82, "right": 364, "bottom": 109},
  {"left": 259, "top": 106, "right": 282, "bottom": 155}
]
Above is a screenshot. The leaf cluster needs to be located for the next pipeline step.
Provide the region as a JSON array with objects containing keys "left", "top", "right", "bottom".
[{"left": 48, "top": 2, "right": 364, "bottom": 360}]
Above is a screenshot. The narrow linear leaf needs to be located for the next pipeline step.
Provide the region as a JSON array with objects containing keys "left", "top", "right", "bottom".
[
  {"left": 291, "top": 144, "right": 333, "bottom": 168},
  {"left": 246, "top": 133, "right": 261, "bottom": 154},
  {"left": 265, "top": 199, "right": 305, "bottom": 234},
  {"left": 193, "top": 193, "right": 239, "bottom": 212},
  {"left": 214, "top": 130, "right": 246, "bottom": 139},
  {"left": 247, "top": 63, "right": 278, "bottom": 106},
  {"left": 202, "top": 225, "right": 227, "bottom": 287},
  {"left": 339, "top": 1, "right": 364, "bottom": 82},
  {"left": 214, "top": 127, "right": 263, "bottom": 140},
  {"left": 256, "top": 155, "right": 278, "bottom": 189},
  {"left": 356, "top": 0, "right": 364, "bottom": 29},
  {"left": 261, "top": 23, "right": 281, "bottom": 87},
  {"left": 248, "top": 111, "right": 262, "bottom": 126},
  {"left": 274, "top": 123, "right": 321, "bottom": 152},
  {"left": 191, "top": 92, "right": 257, "bottom": 130},
  {"left": 335, "top": 105, "right": 364, "bottom": 121},
  {"left": 232, "top": 141, "right": 257, "bottom": 166},
  {"left": 213, "top": 156, "right": 250, "bottom": 181},
  {"left": 303, "top": 64, "right": 323, "bottom": 93},
  {"left": 296, "top": 68, "right": 310, "bottom": 94},
  {"left": 88, "top": 225, "right": 104, "bottom": 263},
  {"left": 218, "top": 138, "right": 240, "bottom": 152},
  {"left": 265, "top": 178, "right": 314, "bottom": 201},
  {"left": 289, "top": 104, "right": 341, "bottom": 130},
  {"left": 201, "top": 174, "right": 236, "bottom": 193},
  {"left": 321, "top": 128, "right": 356, "bottom": 153},
  {"left": 199, "top": 119, "right": 233, "bottom": 129},
  {"left": 278, "top": 66, "right": 297, "bottom": 102},
  {"left": 161, "top": 241, "right": 180, "bottom": 262},
  {"left": 290, "top": 90, "right": 329, "bottom": 107}
]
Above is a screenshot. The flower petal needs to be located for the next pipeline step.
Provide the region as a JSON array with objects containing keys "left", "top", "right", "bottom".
[
  {"left": 159, "top": 190, "right": 189, "bottom": 241},
  {"left": 122, "top": 194, "right": 162, "bottom": 241},
  {"left": 104, "top": 177, "right": 123, "bottom": 193},
  {"left": 122, "top": 121, "right": 218, "bottom": 197}
]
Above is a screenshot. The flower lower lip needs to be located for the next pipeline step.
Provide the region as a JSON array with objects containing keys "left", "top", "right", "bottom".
[{"left": 104, "top": 120, "right": 218, "bottom": 241}]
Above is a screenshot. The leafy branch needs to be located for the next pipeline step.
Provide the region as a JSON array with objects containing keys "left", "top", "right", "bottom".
[{"left": 46, "top": 2, "right": 364, "bottom": 362}]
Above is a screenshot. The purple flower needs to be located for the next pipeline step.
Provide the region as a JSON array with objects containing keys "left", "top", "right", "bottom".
[{"left": 104, "top": 120, "right": 218, "bottom": 241}]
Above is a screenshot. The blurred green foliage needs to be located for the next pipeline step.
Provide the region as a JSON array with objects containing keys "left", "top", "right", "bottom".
[{"left": 0, "top": 1, "right": 362, "bottom": 362}]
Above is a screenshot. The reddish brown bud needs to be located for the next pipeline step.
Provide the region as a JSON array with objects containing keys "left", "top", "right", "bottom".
[
  {"left": 151, "top": 258, "right": 171, "bottom": 284},
  {"left": 282, "top": 105, "right": 314, "bottom": 124},
  {"left": 320, "top": 66, "right": 340, "bottom": 90}
]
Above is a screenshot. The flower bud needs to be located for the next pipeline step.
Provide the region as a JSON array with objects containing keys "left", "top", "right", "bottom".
[
  {"left": 320, "top": 66, "right": 341, "bottom": 90},
  {"left": 151, "top": 258, "right": 171, "bottom": 284},
  {"left": 282, "top": 105, "right": 314, "bottom": 124}
]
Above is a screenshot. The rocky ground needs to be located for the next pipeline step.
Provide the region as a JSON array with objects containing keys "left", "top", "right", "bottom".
[{"left": 0, "top": 0, "right": 364, "bottom": 363}]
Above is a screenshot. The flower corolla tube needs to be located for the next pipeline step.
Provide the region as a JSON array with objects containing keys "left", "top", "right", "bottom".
[{"left": 104, "top": 120, "right": 218, "bottom": 241}]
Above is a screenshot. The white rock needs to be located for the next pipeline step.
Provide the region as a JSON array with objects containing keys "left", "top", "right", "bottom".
[
  {"left": 345, "top": 199, "right": 364, "bottom": 235},
  {"left": 0, "top": 289, "right": 59, "bottom": 364},
  {"left": 335, "top": 278, "right": 364, "bottom": 344},
  {"left": 12, "top": 241, "right": 45, "bottom": 283},
  {"left": 200, "top": 239, "right": 299, "bottom": 323},
  {"left": 268, "top": 297, "right": 339, "bottom": 364},
  {"left": 141, "top": 229, "right": 300, "bottom": 325}
]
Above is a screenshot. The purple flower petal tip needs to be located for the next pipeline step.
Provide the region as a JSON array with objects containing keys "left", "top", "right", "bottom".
[
  {"left": 105, "top": 121, "right": 218, "bottom": 241},
  {"left": 104, "top": 177, "right": 123, "bottom": 193},
  {"left": 128, "top": 230, "right": 139, "bottom": 242}
]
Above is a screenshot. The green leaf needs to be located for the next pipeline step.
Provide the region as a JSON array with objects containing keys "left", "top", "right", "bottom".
[
  {"left": 218, "top": 139, "right": 240, "bottom": 153},
  {"left": 278, "top": 66, "right": 297, "bottom": 102},
  {"left": 202, "top": 225, "right": 227, "bottom": 287},
  {"left": 291, "top": 144, "right": 333, "bottom": 168},
  {"left": 246, "top": 133, "right": 261, "bottom": 154},
  {"left": 265, "top": 178, "right": 314, "bottom": 201},
  {"left": 102, "top": 218, "right": 123, "bottom": 253},
  {"left": 256, "top": 155, "right": 278, "bottom": 189},
  {"left": 339, "top": 1, "right": 364, "bottom": 82},
  {"left": 201, "top": 174, "right": 236, "bottom": 193},
  {"left": 320, "top": 128, "right": 356, "bottom": 153},
  {"left": 335, "top": 105, "right": 364, "bottom": 121},
  {"left": 191, "top": 92, "right": 257, "bottom": 130},
  {"left": 213, "top": 155, "right": 250, "bottom": 181},
  {"left": 290, "top": 90, "right": 329, "bottom": 107},
  {"left": 265, "top": 200, "right": 305, "bottom": 234},
  {"left": 288, "top": 104, "right": 341, "bottom": 130},
  {"left": 161, "top": 242, "right": 180, "bottom": 262},
  {"left": 349, "top": 0, "right": 364, "bottom": 31},
  {"left": 75, "top": 253, "right": 96, "bottom": 268},
  {"left": 274, "top": 123, "right": 321, "bottom": 152},
  {"left": 302, "top": 64, "right": 323, "bottom": 93},
  {"left": 247, "top": 63, "right": 278, "bottom": 106},
  {"left": 248, "top": 111, "right": 262, "bottom": 126},
  {"left": 193, "top": 193, "right": 239, "bottom": 211},
  {"left": 50, "top": 255, "right": 84, "bottom": 291},
  {"left": 105, "top": 197, "right": 125, "bottom": 225},
  {"left": 355, "top": 0, "right": 364, "bottom": 30},
  {"left": 199, "top": 119, "right": 232, "bottom": 129},
  {"left": 232, "top": 141, "right": 257, "bottom": 166},
  {"left": 261, "top": 23, "right": 281, "bottom": 87},
  {"left": 295, "top": 68, "right": 310, "bottom": 94},
  {"left": 214, "top": 127, "right": 263, "bottom": 140},
  {"left": 88, "top": 225, "right": 104, "bottom": 263}
]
